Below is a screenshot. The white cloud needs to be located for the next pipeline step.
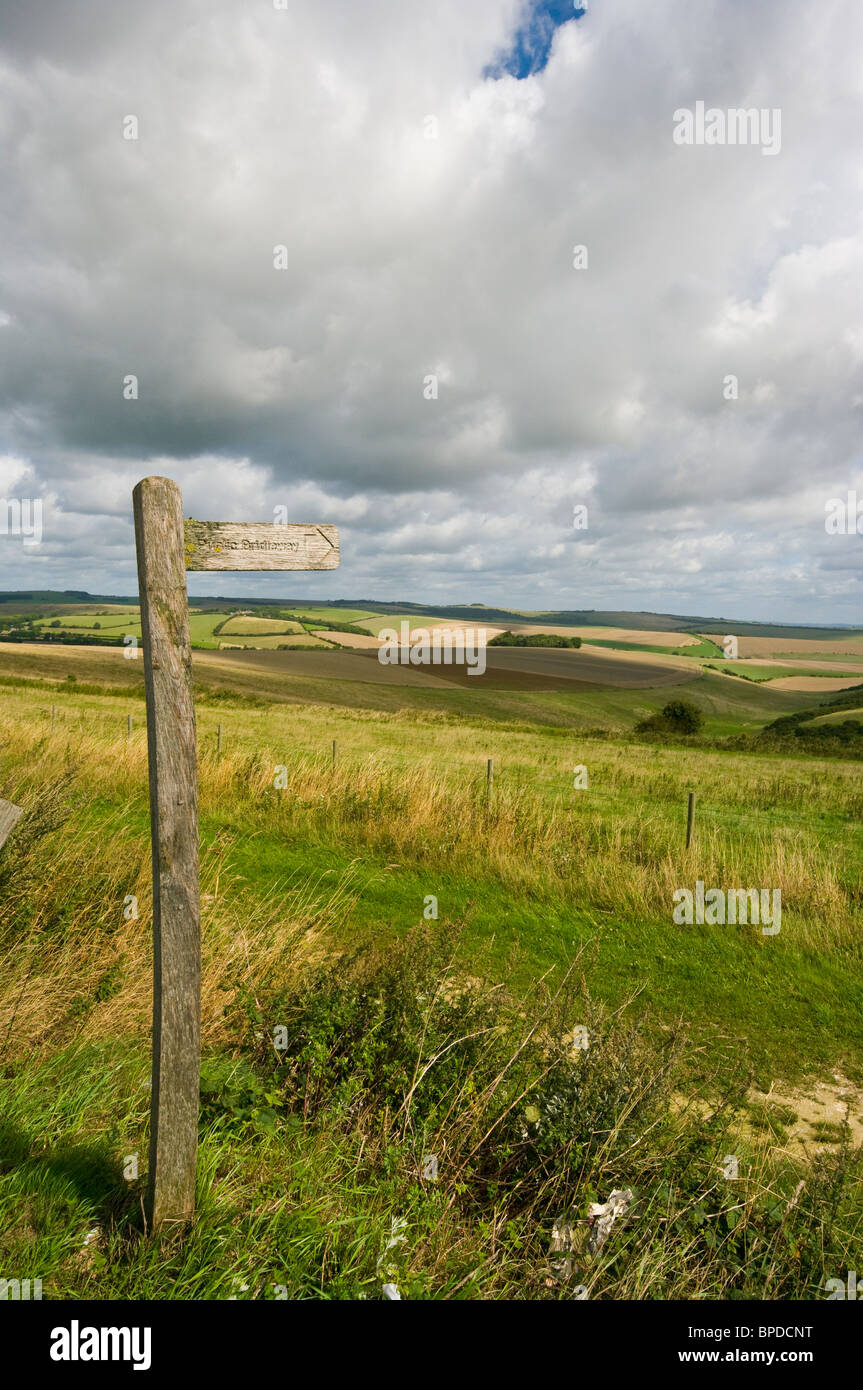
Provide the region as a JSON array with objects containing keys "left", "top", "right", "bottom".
[{"left": 0, "top": 0, "right": 861, "bottom": 620}]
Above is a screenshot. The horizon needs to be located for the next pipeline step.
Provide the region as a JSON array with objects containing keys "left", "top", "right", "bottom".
[{"left": 1, "top": 586, "right": 861, "bottom": 634}]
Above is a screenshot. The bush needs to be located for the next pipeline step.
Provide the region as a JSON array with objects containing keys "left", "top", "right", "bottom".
[
  {"left": 217, "top": 921, "right": 862, "bottom": 1298},
  {"left": 636, "top": 699, "right": 704, "bottom": 736},
  {"left": 490, "top": 632, "right": 582, "bottom": 648}
]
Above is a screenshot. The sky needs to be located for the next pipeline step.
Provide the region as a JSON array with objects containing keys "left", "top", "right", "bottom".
[{"left": 0, "top": 0, "right": 861, "bottom": 623}]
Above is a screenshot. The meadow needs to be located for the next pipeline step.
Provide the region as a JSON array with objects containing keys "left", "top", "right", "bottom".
[{"left": 0, "top": 642, "right": 861, "bottom": 1300}]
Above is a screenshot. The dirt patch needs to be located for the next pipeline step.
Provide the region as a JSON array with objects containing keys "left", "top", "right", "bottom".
[
  {"left": 673, "top": 1074, "right": 863, "bottom": 1160},
  {"left": 749, "top": 1075, "right": 863, "bottom": 1156}
]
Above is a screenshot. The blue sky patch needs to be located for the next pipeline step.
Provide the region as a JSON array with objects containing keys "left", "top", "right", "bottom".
[{"left": 485, "top": 1, "right": 587, "bottom": 80}]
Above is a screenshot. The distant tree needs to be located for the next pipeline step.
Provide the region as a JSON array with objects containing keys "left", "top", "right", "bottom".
[
  {"left": 489, "top": 631, "right": 581, "bottom": 649},
  {"left": 661, "top": 699, "right": 704, "bottom": 733},
  {"left": 636, "top": 698, "right": 704, "bottom": 735}
]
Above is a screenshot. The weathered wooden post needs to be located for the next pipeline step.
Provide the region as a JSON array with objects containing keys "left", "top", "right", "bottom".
[
  {"left": 51, "top": 704, "right": 57, "bottom": 727},
  {"left": 686, "top": 791, "right": 696, "bottom": 849},
  {"left": 487, "top": 757, "right": 494, "bottom": 796},
  {"left": 216, "top": 724, "right": 223, "bottom": 755},
  {"left": 133, "top": 476, "right": 339, "bottom": 1231},
  {"left": 134, "top": 477, "right": 200, "bottom": 1231},
  {"left": 332, "top": 739, "right": 338, "bottom": 766},
  {"left": 0, "top": 800, "right": 23, "bottom": 850}
]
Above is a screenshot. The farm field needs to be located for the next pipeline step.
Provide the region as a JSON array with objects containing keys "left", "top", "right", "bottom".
[
  {"left": 734, "top": 658, "right": 863, "bottom": 673},
  {"left": 218, "top": 616, "right": 305, "bottom": 636},
  {"left": 736, "top": 635, "right": 863, "bottom": 659},
  {"left": 770, "top": 677, "right": 863, "bottom": 692},
  {"left": 0, "top": 639, "right": 836, "bottom": 729},
  {"left": 7, "top": 605, "right": 361, "bottom": 652},
  {"left": 316, "top": 630, "right": 382, "bottom": 648},
  {"left": 9, "top": 604, "right": 863, "bottom": 693},
  {"left": 516, "top": 625, "right": 702, "bottom": 645},
  {"left": 708, "top": 662, "right": 863, "bottom": 686},
  {"left": 1, "top": 643, "right": 862, "bottom": 1301}
]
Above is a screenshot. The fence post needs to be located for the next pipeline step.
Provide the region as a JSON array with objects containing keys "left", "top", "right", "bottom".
[
  {"left": 487, "top": 757, "right": 494, "bottom": 796},
  {"left": 133, "top": 476, "right": 201, "bottom": 1231},
  {"left": 332, "top": 739, "right": 338, "bottom": 766},
  {"left": 217, "top": 724, "right": 222, "bottom": 755},
  {"left": 127, "top": 714, "right": 133, "bottom": 739},
  {"left": 686, "top": 791, "right": 696, "bottom": 848}
]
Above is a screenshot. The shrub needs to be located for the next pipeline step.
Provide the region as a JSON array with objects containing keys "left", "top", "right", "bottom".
[
  {"left": 489, "top": 632, "right": 582, "bottom": 648},
  {"left": 636, "top": 699, "right": 704, "bottom": 736}
]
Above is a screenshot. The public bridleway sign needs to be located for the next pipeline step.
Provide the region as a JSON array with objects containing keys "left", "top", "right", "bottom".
[{"left": 132, "top": 475, "right": 339, "bottom": 1230}]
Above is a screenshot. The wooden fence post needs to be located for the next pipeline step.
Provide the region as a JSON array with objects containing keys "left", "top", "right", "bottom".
[
  {"left": 686, "top": 791, "right": 696, "bottom": 849},
  {"left": 133, "top": 476, "right": 201, "bottom": 1230},
  {"left": 217, "top": 724, "right": 222, "bottom": 755},
  {"left": 332, "top": 739, "right": 338, "bottom": 766},
  {"left": 487, "top": 757, "right": 494, "bottom": 796},
  {"left": 127, "top": 714, "right": 133, "bottom": 740}
]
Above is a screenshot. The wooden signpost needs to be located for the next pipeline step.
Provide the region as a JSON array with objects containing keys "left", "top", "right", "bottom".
[{"left": 133, "top": 476, "right": 339, "bottom": 1230}]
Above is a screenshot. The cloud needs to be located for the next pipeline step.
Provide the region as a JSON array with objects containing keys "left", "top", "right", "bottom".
[{"left": 0, "top": 0, "right": 861, "bottom": 620}]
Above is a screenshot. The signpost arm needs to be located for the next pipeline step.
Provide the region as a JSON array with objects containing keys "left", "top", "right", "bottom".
[{"left": 133, "top": 475, "right": 200, "bottom": 1229}]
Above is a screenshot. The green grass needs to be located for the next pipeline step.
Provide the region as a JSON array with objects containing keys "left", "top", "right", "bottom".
[
  {"left": 34, "top": 611, "right": 137, "bottom": 632},
  {"left": 585, "top": 637, "right": 724, "bottom": 658},
  {"left": 810, "top": 708, "right": 863, "bottom": 726},
  {"left": 282, "top": 607, "right": 377, "bottom": 625},
  {"left": 0, "top": 656, "right": 861, "bottom": 1300}
]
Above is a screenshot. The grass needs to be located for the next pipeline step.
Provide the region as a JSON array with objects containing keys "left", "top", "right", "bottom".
[
  {"left": 811, "top": 708, "right": 863, "bottom": 726},
  {"left": 586, "top": 637, "right": 725, "bottom": 658},
  {"left": 0, "top": 663, "right": 861, "bottom": 1300},
  {"left": 218, "top": 616, "right": 305, "bottom": 636}
]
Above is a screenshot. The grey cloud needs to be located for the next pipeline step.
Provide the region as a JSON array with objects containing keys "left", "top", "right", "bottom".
[{"left": 1, "top": 0, "right": 862, "bottom": 620}]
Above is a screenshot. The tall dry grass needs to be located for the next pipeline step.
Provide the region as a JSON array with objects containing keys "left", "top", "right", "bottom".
[{"left": 1, "top": 703, "right": 861, "bottom": 983}]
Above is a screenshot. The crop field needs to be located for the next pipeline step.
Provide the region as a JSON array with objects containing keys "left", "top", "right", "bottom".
[
  {"left": 737, "top": 635, "right": 863, "bottom": 659},
  {"left": 218, "top": 616, "right": 305, "bottom": 636},
  {"left": 1, "top": 631, "right": 861, "bottom": 1302},
  {"left": 10, "top": 605, "right": 863, "bottom": 691},
  {"left": 707, "top": 662, "right": 863, "bottom": 686}
]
